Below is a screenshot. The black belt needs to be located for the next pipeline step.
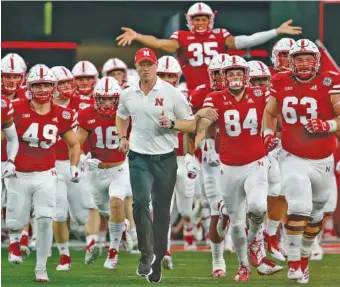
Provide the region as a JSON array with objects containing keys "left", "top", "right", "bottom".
[{"left": 128, "top": 150, "right": 175, "bottom": 161}]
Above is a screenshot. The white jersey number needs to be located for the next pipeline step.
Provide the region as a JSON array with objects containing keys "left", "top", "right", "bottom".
[
  {"left": 22, "top": 123, "right": 58, "bottom": 149},
  {"left": 94, "top": 126, "right": 119, "bottom": 149},
  {"left": 282, "top": 96, "right": 318, "bottom": 125},
  {"left": 224, "top": 108, "right": 258, "bottom": 137},
  {"left": 188, "top": 42, "right": 218, "bottom": 67}
]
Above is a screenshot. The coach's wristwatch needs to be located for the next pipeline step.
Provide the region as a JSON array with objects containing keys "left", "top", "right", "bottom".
[
  {"left": 119, "top": 136, "right": 127, "bottom": 142},
  {"left": 169, "top": 120, "right": 175, "bottom": 130}
]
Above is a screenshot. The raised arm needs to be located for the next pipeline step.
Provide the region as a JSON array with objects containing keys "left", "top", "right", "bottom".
[
  {"left": 116, "top": 27, "right": 179, "bottom": 53},
  {"left": 225, "top": 19, "right": 302, "bottom": 49}
]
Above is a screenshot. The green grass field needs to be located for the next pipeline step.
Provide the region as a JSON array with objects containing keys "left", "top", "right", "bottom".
[{"left": 2, "top": 248, "right": 340, "bottom": 286}]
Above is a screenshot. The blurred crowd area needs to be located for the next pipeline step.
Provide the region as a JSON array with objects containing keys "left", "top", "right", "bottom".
[{"left": 1, "top": 1, "right": 339, "bottom": 74}]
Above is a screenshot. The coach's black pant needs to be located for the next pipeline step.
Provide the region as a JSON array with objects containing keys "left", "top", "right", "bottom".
[{"left": 128, "top": 149, "right": 177, "bottom": 263}]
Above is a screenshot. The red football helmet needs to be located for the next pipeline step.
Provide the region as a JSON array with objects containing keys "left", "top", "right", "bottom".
[{"left": 93, "top": 76, "right": 122, "bottom": 117}]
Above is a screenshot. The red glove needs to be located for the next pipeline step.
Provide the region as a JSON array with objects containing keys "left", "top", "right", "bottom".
[
  {"left": 264, "top": 134, "right": 279, "bottom": 153},
  {"left": 304, "top": 119, "right": 337, "bottom": 133}
]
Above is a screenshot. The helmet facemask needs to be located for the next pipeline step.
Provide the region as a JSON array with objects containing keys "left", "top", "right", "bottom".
[
  {"left": 107, "top": 69, "right": 127, "bottom": 88},
  {"left": 29, "top": 82, "right": 56, "bottom": 104},
  {"left": 157, "top": 73, "right": 180, "bottom": 87},
  {"left": 95, "top": 95, "right": 119, "bottom": 117},
  {"left": 57, "top": 79, "right": 76, "bottom": 99},
  {"left": 224, "top": 68, "right": 247, "bottom": 93},
  {"left": 249, "top": 76, "right": 271, "bottom": 88},
  {"left": 208, "top": 69, "right": 225, "bottom": 91},
  {"left": 290, "top": 53, "right": 320, "bottom": 80},
  {"left": 75, "top": 76, "right": 97, "bottom": 95},
  {"left": 1, "top": 73, "right": 23, "bottom": 94},
  {"left": 275, "top": 51, "right": 290, "bottom": 70}
]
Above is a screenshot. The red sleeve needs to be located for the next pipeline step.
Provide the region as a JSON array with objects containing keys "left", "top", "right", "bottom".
[
  {"left": 270, "top": 72, "right": 289, "bottom": 100},
  {"left": 327, "top": 71, "right": 340, "bottom": 96},
  {"left": 59, "top": 108, "right": 77, "bottom": 135},
  {"left": 170, "top": 30, "right": 183, "bottom": 46},
  {"left": 77, "top": 109, "right": 91, "bottom": 131},
  {"left": 213, "top": 28, "right": 232, "bottom": 40},
  {"left": 203, "top": 91, "right": 218, "bottom": 109},
  {"left": 1, "top": 96, "right": 14, "bottom": 124}
]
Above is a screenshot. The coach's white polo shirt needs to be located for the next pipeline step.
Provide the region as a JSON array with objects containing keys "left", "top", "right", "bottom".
[{"left": 117, "top": 77, "right": 194, "bottom": 155}]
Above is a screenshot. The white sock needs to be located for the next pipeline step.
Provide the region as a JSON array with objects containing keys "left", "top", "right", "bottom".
[
  {"left": 210, "top": 241, "right": 225, "bottom": 271},
  {"left": 248, "top": 215, "right": 264, "bottom": 243},
  {"left": 9, "top": 233, "right": 21, "bottom": 244},
  {"left": 86, "top": 234, "right": 99, "bottom": 245},
  {"left": 231, "top": 225, "right": 249, "bottom": 266},
  {"left": 36, "top": 218, "right": 53, "bottom": 269},
  {"left": 109, "top": 221, "right": 124, "bottom": 251},
  {"left": 57, "top": 242, "right": 70, "bottom": 256},
  {"left": 129, "top": 227, "right": 137, "bottom": 242},
  {"left": 287, "top": 234, "right": 302, "bottom": 262},
  {"left": 266, "top": 219, "right": 280, "bottom": 236},
  {"left": 99, "top": 231, "right": 107, "bottom": 243},
  {"left": 301, "top": 236, "right": 315, "bottom": 258}
]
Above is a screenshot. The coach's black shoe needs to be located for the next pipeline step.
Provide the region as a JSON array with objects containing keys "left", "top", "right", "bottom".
[
  {"left": 136, "top": 253, "right": 156, "bottom": 277},
  {"left": 147, "top": 261, "right": 162, "bottom": 283}
]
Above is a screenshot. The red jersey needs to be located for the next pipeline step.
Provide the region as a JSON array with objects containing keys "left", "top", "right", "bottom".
[
  {"left": 1, "top": 96, "right": 15, "bottom": 162},
  {"left": 78, "top": 106, "right": 126, "bottom": 164},
  {"left": 55, "top": 94, "right": 93, "bottom": 160},
  {"left": 271, "top": 71, "right": 340, "bottom": 159},
  {"left": 170, "top": 29, "right": 231, "bottom": 90},
  {"left": 268, "top": 66, "right": 279, "bottom": 78},
  {"left": 12, "top": 100, "right": 76, "bottom": 172},
  {"left": 203, "top": 87, "right": 268, "bottom": 166},
  {"left": 1, "top": 95, "right": 14, "bottom": 126},
  {"left": 189, "top": 84, "right": 213, "bottom": 110}
]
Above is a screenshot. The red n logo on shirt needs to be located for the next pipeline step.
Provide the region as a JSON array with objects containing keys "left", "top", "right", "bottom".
[{"left": 155, "top": 98, "right": 164, "bottom": 106}]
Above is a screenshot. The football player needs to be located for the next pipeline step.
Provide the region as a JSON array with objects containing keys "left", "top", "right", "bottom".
[
  {"left": 77, "top": 77, "right": 133, "bottom": 270},
  {"left": 1, "top": 53, "right": 27, "bottom": 100},
  {"left": 102, "top": 58, "right": 129, "bottom": 89},
  {"left": 248, "top": 60, "right": 287, "bottom": 262},
  {"left": 263, "top": 39, "right": 340, "bottom": 283},
  {"left": 51, "top": 66, "right": 100, "bottom": 269},
  {"left": 72, "top": 60, "right": 99, "bottom": 98},
  {"left": 199, "top": 56, "right": 282, "bottom": 281},
  {"left": 270, "top": 38, "right": 296, "bottom": 76},
  {"left": 117, "top": 2, "right": 301, "bottom": 90},
  {"left": 5, "top": 65, "right": 81, "bottom": 282}
]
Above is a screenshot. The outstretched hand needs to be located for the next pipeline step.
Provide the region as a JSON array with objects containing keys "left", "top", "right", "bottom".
[
  {"left": 276, "top": 19, "right": 302, "bottom": 36},
  {"left": 116, "top": 27, "right": 139, "bottom": 46}
]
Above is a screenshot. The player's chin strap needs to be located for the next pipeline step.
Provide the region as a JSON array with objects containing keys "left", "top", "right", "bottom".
[
  {"left": 3, "top": 123, "right": 19, "bottom": 162},
  {"left": 234, "top": 29, "right": 277, "bottom": 49}
]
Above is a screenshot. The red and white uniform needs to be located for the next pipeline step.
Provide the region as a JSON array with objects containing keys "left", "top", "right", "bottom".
[
  {"left": 5, "top": 100, "right": 77, "bottom": 230},
  {"left": 268, "top": 66, "right": 279, "bottom": 78},
  {"left": 203, "top": 86, "right": 269, "bottom": 216},
  {"left": 78, "top": 106, "right": 132, "bottom": 217},
  {"left": 53, "top": 94, "right": 96, "bottom": 225},
  {"left": 170, "top": 29, "right": 231, "bottom": 90},
  {"left": 1, "top": 95, "right": 14, "bottom": 125},
  {"left": 271, "top": 71, "right": 339, "bottom": 216}
]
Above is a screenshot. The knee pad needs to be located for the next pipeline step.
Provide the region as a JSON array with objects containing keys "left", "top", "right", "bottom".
[
  {"left": 6, "top": 219, "right": 25, "bottom": 232},
  {"left": 248, "top": 212, "right": 265, "bottom": 225},
  {"left": 52, "top": 207, "right": 68, "bottom": 223},
  {"left": 202, "top": 164, "right": 222, "bottom": 198},
  {"left": 288, "top": 200, "right": 312, "bottom": 217},
  {"left": 71, "top": 210, "right": 88, "bottom": 226},
  {"left": 248, "top": 200, "right": 267, "bottom": 214},
  {"left": 284, "top": 214, "right": 310, "bottom": 235}
]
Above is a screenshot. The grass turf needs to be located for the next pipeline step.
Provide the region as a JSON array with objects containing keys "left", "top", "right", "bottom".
[{"left": 2, "top": 248, "right": 340, "bottom": 286}]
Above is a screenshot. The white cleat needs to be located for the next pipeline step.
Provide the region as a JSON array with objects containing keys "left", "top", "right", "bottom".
[
  {"left": 288, "top": 261, "right": 303, "bottom": 280},
  {"left": 104, "top": 249, "right": 119, "bottom": 270},
  {"left": 217, "top": 201, "right": 229, "bottom": 238},
  {"left": 85, "top": 240, "right": 101, "bottom": 264},
  {"left": 35, "top": 266, "right": 49, "bottom": 282},
  {"left": 297, "top": 257, "right": 309, "bottom": 284},
  {"left": 122, "top": 229, "right": 134, "bottom": 252},
  {"left": 310, "top": 239, "right": 323, "bottom": 261},
  {"left": 193, "top": 222, "right": 203, "bottom": 242},
  {"left": 8, "top": 243, "right": 23, "bottom": 264},
  {"left": 184, "top": 242, "right": 197, "bottom": 251},
  {"left": 56, "top": 255, "right": 71, "bottom": 271},
  {"left": 212, "top": 268, "right": 226, "bottom": 277},
  {"left": 257, "top": 258, "right": 283, "bottom": 276},
  {"left": 162, "top": 251, "right": 174, "bottom": 270}
]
